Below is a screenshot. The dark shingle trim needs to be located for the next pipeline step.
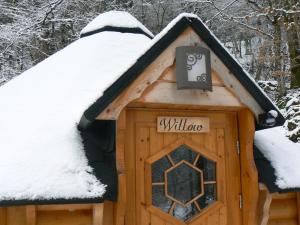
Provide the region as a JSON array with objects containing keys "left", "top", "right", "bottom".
[{"left": 80, "top": 26, "right": 154, "bottom": 39}]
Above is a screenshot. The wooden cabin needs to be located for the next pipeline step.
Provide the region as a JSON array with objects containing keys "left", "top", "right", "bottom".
[{"left": 0, "top": 11, "right": 300, "bottom": 225}]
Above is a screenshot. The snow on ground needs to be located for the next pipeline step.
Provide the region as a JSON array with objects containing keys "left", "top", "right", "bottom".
[
  {"left": 255, "top": 127, "right": 300, "bottom": 189},
  {"left": 80, "top": 10, "right": 154, "bottom": 38},
  {"left": 0, "top": 18, "right": 151, "bottom": 200}
]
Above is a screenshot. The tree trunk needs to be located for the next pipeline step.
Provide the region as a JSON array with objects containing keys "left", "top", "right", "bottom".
[
  {"left": 273, "top": 18, "right": 286, "bottom": 99},
  {"left": 288, "top": 15, "right": 300, "bottom": 88}
]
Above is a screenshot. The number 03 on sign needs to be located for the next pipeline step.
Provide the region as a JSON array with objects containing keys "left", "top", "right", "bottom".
[{"left": 157, "top": 116, "right": 210, "bottom": 133}]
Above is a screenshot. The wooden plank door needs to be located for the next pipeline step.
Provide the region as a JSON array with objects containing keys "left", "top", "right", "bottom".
[{"left": 125, "top": 109, "right": 242, "bottom": 225}]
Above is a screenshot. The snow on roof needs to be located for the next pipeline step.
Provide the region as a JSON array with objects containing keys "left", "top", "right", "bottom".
[
  {"left": 80, "top": 10, "right": 154, "bottom": 38},
  {"left": 0, "top": 24, "right": 151, "bottom": 200},
  {"left": 0, "top": 11, "right": 285, "bottom": 201},
  {"left": 255, "top": 127, "right": 300, "bottom": 189}
]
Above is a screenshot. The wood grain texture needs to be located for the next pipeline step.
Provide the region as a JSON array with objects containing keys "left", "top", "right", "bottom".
[
  {"left": 6, "top": 207, "right": 26, "bottom": 225},
  {"left": 268, "top": 219, "right": 298, "bottom": 225},
  {"left": 93, "top": 204, "right": 104, "bottom": 225},
  {"left": 97, "top": 28, "right": 194, "bottom": 120},
  {"left": 238, "top": 109, "right": 259, "bottom": 225},
  {"left": 139, "top": 82, "right": 243, "bottom": 108},
  {"left": 272, "top": 193, "right": 296, "bottom": 200},
  {"left": 36, "top": 210, "right": 92, "bottom": 225},
  {"left": 257, "top": 184, "right": 272, "bottom": 225},
  {"left": 0, "top": 208, "right": 6, "bottom": 225},
  {"left": 125, "top": 110, "right": 137, "bottom": 225},
  {"left": 102, "top": 201, "right": 114, "bottom": 225},
  {"left": 96, "top": 27, "right": 263, "bottom": 120},
  {"left": 26, "top": 206, "right": 36, "bottom": 225},
  {"left": 297, "top": 193, "right": 300, "bottom": 225},
  {"left": 296, "top": 192, "right": 300, "bottom": 225},
  {"left": 116, "top": 109, "right": 126, "bottom": 174},
  {"left": 36, "top": 204, "right": 92, "bottom": 211},
  {"left": 126, "top": 109, "right": 241, "bottom": 225},
  {"left": 267, "top": 192, "right": 299, "bottom": 225},
  {"left": 269, "top": 199, "right": 298, "bottom": 220},
  {"left": 2, "top": 204, "right": 96, "bottom": 225},
  {"left": 115, "top": 174, "right": 126, "bottom": 225}
]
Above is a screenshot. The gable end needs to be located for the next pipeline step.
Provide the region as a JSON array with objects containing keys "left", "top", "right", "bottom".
[{"left": 79, "top": 16, "right": 284, "bottom": 129}]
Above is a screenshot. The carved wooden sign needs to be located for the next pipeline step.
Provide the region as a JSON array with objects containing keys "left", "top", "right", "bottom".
[{"left": 157, "top": 117, "right": 210, "bottom": 133}]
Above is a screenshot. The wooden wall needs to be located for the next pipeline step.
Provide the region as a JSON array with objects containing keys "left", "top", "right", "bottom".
[
  {"left": 0, "top": 203, "right": 104, "bottom": 225},
  {"left": 267, "top": 193, "right": 300, "bottom": 225}
]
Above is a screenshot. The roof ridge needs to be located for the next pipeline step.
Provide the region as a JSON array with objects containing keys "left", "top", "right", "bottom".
[{"left": 80, "top": 26, "right": 153, "bottom": 39}]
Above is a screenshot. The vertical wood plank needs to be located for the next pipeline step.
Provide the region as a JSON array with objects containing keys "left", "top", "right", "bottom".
[
  {"left": 216, "top": 128, "right": 227, "bottom": 204},
  {"left": 115, "top": 174, "right": 127, "bottom": 225},
  {"left": 116, "top": 109, "right": 126, "bottom": 174},
  {"left": 219, "top": 206, "right": 227, "bottom": 225},
  {"left": 6, "top": 206, "right": 26, "bottom": 225},
  {"left": 0, "top": 208, "right": 6, "bottom": 225},
  {"left": 150, "top": 127, "right": 164, "bottom": 155},
  {"left": 296, "top": 193, "right": 300, "bottom": 225},
  {"left": 125, "top": 110, "right": 136, "bottom": 225},
  {"left": 103, "top": 201, "right": 114, "bottom": 225},
  {"left": 225, "top": 113, "right": 242, "bottom": 225},
  {"left": 238, "top": 109, "right": 259, "bottom": 225},
  {"left": 216, "top": 128, "right": 228, "bottom": 225},
  {"left": 93, "top": 204, "right": 104, "bottom": 225},
  {"left": 163, "top": 133, "right": 178, "bottom": 147},
  {"left": 136, "top": 126, "right": 150, "bottom": 225},
  {"left": 26, "top": 206, "right": 36, "bottom": 225}
]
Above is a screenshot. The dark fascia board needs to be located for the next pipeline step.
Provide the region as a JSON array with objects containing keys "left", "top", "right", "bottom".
[
  {"left": 79, "top": 16, "right": 285, "bottom": 129},
  {"left": 80, "top": 26, "right": 154, "bottom": 39},
  {"left": 0, "top": 197, "right": 103, "bottom": 207}
]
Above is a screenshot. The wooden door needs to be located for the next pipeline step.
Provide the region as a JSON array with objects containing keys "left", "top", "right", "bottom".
[{"left": 125, "top": 108, "right": 242, "bottom": 225}]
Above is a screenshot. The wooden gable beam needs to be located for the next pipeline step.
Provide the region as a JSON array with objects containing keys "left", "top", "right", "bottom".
[{"left": 96, "top": 27, "right": 264, "bottom": 120}]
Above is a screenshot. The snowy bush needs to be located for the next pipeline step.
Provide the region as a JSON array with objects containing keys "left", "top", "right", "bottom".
[
  {"left": 258, "top": 81, "right": 300, "bottom": 143},
  {"left": 278, "top": 89, "right": 300, "bottom": 143},
  {"left": 257, "top": 80, "right": 278, "bottom": 102}
]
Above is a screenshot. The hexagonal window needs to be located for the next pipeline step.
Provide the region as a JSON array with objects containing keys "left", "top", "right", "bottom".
[
  {"left": 151, "top": 144, "right": 217, "bottom": 222},
  {"left": 166, "top": 161, "right": 203, "bottom": 205}
]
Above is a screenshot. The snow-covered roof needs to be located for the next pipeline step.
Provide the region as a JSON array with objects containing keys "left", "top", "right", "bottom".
[
  {"left": 0, "top": 12, "right": 151, "bottom": 201},
  {"left": 255, "top": 127, "right": 300, "bottom": 189},
  {"left": 0, "top": 10, "right": 288, "bottom": 203},
  {"left": 80, "top": 10, "right": 154, "bottom": 38}
]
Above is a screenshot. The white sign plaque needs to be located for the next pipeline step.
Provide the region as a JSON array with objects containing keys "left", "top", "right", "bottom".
[{"left": 157, "top": 117, "right": 210, "bottom": 133}]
